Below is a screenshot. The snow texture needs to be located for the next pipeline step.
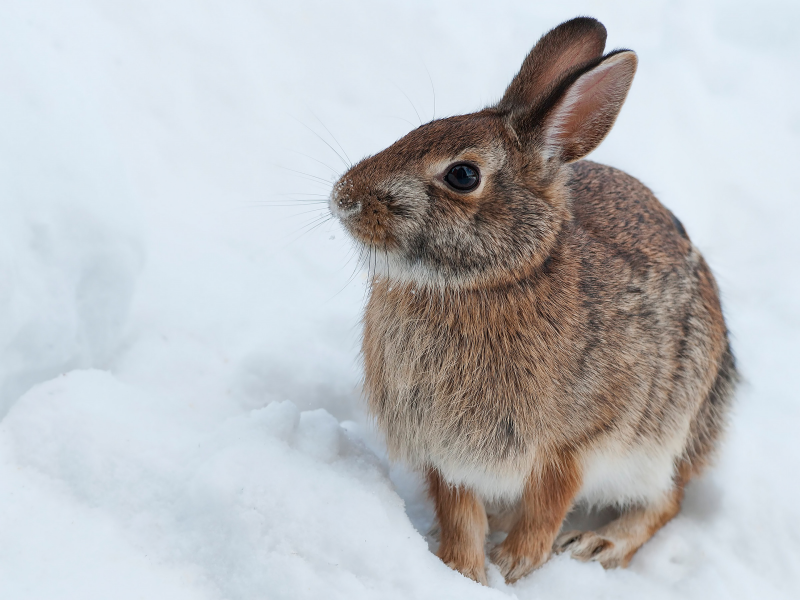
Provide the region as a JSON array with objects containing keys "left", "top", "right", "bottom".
[{"left": 1, "top": 0, "right": 798, "bottom": 598}]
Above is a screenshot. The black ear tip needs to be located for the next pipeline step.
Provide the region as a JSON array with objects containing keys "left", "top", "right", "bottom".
[
  {"left": 558, "top": 16, "right": 607, "bottom": 40},
  {"left": 569, "top": 16, "right": 603, "bottom": 26},
  {"left": 604, "top": 49, "right": 639, "bottom": 69}
]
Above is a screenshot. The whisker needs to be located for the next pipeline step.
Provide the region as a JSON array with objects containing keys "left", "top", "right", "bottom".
[
  {"left": 309, "top": 111, "right": 353, "bottom": 167},
  {"left": 394, "top": 84, "right": 422, "bottom": 126},
  {"left": 277, "top": 176, "right": 334, "bottom": 191},
  {"left": 384, "top": 243, "right": 389, "bottom": 283},
  {"left": 275, "top": 165, "right": 333, "bottom": 184},
  {"left": 246, "top": 205, "right": 326, "bottom": 209},
  {"left": 279, "top": 215, "right": 333, "bottom": 247},
  {"left": 288, "top": 150, "right": 341, "bottom": 176},
  {"left": 332, "top": 241, "right": 367, "bottom": 298},
  {"left": 284, "top": 213, "right": 329, "bottom": 236},
  {"left": 379, "top": 114, "right": 417, "bottom": 129},
  {"left": 291, "top": 116, "right": 351, "bottom": 169},
  {"left": 423, "top": 64, "right": 436, "bottom": 122},
  {"left": 268, "top": 209, "right": 328, "bottom": 224},
  {"left": 245, "top": 200, "right": 328, "bottom": 207},
  {"left": 363, "top": 242, "right": 374, "bottom": 303},
  {"left": 287, "top": 206, "right": 330, "bottom": 218},
  {"left": 303, "top": 216, "right": 334, "bottom": 238},
  {"left": 272, "top": 192, "right": 331, "bottom": 198},
  {"left": 226, "top": 201, "right": 326, "bottom": 218},
  {"left": 299, "top": 213, "right": 331, "bottom": 229},
  {"left": 369, "top": 243, "right": 374, "bottom": 282}
]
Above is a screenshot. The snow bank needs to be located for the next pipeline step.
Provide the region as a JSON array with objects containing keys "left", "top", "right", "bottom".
[
  {"left": 0, "top": 370, "right": 493, "bottom": 599},
  {"left": 0, "top": 4, "right": 142, "bottom": 416},
  {"left": 0, "top": 0, "right": 798, "bottom": 598}
]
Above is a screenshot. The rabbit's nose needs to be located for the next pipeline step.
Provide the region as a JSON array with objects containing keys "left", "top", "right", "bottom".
[{"left": 329, "top": 189, "right": 362, "bottom": 220}]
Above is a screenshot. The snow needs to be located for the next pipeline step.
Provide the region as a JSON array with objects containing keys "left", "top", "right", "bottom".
[{"left": 0, "top": 0, "right": 798, "bottom": 598}]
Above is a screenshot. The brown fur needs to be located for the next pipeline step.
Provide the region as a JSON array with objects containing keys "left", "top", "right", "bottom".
[
  {"left": 329, "top": 17, "right": 737, "bottom": 584},
  {"left": 427, "top": 469, "right": 488, "bottom": 585},
  {"left": 490, "top": 452, "right": 582, "bottom": 582}
]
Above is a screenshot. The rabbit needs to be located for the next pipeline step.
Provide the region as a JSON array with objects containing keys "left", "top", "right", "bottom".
[{"left": 328, "top": 16, "right": 737, "bottom": 585}]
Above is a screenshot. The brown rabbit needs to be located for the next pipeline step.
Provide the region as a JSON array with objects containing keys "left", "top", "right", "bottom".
[{"left": 329, "top": 17, "right": 736, "bottom": 585}]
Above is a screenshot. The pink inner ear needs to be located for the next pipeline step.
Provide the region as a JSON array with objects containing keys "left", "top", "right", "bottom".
[
  {"left": 545, "top": 52, "right": 637, "bottom": 161},
  {"left": 555, "top": 64, "right": 617, "bottom": 136}
]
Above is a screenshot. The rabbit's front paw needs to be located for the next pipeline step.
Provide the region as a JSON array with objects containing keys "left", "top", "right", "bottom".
[
  {"left": 554, "top": 530, "right": 625, "bottom": 568},
  {"left": 490, "top": 537, "right": 550, "bottom": 583},
  {"left": 441, "top": 556, "right": 487, "bottom": 586}
]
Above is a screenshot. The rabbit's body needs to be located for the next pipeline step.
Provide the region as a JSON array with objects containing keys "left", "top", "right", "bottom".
[
  {"left": 364, "top": 161, "right": 731, "bottom": 508},
  {"left": 331, "top": 17, "right": 736, "bottom": 585}
]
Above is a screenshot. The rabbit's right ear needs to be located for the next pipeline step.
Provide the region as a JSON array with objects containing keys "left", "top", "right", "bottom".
[{"left": 497, "top": 17, "right": 607, "bottom": 112}]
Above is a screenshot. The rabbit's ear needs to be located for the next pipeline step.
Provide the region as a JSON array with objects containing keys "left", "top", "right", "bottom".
[
  {"left": 534, "top": 50, "right": 637, "bottom": 163},
  {"left": 498, "top": 17, "right": 606, "bottom": 112}
]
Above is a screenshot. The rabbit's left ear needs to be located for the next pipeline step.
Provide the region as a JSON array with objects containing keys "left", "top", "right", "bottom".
[
  {"left": 509, "top": 50, "right": 638, "bottom": 163},
  {"left": 498, "top": 17, "right": 607, "bottom": 112}
]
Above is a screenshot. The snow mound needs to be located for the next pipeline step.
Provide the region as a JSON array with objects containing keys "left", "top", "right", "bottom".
[{"left": 0, "top": 370, "right": 494, "bottom": 599}]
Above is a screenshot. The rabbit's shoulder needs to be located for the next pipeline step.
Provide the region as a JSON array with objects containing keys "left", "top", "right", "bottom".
[{"left": 568, "top": 161, "right": 691, "bottom": 269}]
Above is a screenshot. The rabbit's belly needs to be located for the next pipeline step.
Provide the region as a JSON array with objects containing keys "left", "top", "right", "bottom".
[
  {"left": 575, "top": 438, "right": 682, "bottom": 507},
  {"left": 431, "top": 453, "right": 533, "bottom": 503},
  {"left": 428, "top": 440, "right": 681, "bottom": 506}
]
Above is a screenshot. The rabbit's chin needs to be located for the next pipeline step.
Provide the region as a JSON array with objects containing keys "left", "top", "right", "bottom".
[
  {"left": 355, "top": 245, "right": 514, "bottom": 291},
  {"left": 354, "top": 246, "right": 455, "bottom": 289}
]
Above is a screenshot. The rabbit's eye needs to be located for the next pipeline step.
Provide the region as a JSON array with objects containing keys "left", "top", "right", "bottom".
[{"left": 444, "top": 163, "right": 480, "bottom": 192}]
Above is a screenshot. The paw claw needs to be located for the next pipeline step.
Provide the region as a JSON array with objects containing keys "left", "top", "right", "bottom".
[
  {"left": 554, "top": 530, "right": 624, "bottom": 568},
  {"left": 554, "top": 530, "right": 584, "bottom": 553}
]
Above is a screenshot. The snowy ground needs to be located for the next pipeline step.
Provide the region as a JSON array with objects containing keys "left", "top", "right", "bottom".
[{"left": 1, "top": 1, "right": 799, "bottom": 598}]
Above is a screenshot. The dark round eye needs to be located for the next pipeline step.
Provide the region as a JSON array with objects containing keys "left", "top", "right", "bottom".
[{"left": 444, "top": 163, "right": 480, "bottom": 192}]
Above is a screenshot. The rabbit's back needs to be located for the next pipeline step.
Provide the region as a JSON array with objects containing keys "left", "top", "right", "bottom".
[{"left": 569, "top": 160, "right": 691, "bottom": 267}]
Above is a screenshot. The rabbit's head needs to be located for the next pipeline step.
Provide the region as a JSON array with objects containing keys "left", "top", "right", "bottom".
[{"left": 330, "top": 17, "right": 637, "bottom": 288}]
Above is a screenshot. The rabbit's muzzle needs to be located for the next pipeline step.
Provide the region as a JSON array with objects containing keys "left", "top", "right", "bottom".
[{"left": 330, "top": 183, "right": 399, "bottom": 247}]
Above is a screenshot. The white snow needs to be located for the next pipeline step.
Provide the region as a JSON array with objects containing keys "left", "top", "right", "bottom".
[{"left": 0, "top": 0, "right": 798, "bottom": 598}]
